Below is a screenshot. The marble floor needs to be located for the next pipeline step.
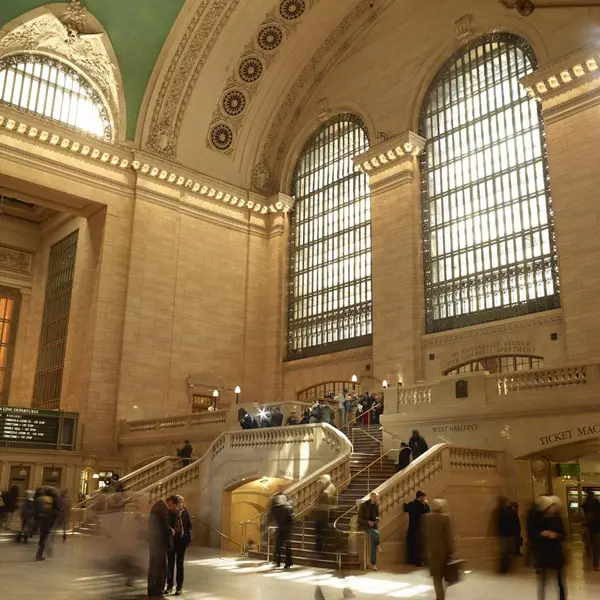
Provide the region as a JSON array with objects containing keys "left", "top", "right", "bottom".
[{"left": 1, "top": 533, "right": 599, "bottom": 600}]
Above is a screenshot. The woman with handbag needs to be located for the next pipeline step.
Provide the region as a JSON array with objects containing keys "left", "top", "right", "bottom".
[{"left": 423, "top": 499, "right": 455, "bottom": 600}]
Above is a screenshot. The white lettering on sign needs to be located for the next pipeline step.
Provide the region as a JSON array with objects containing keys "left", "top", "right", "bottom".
[
  {"left": 224, "top": 470, "right": 259, "bottom": 489},
  {"left": 445, "top": 340, "right": 536, "bottom": 368},
  {"left": 432, "top": 424, "right": 478, "bottom": 433}
]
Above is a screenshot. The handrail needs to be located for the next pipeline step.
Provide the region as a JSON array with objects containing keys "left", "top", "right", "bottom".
[
  {"left": 340, "top": 402, "right": 381, "bottom": 433},
  {"left": 192, "top": 515, "right": 241, "bottom": 548}
]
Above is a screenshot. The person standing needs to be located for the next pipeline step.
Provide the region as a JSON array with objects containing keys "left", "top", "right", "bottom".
[
  {"left": 147, "top": 499, "right": 173, "bottom": 599},
  {"left": 536, "top": 496, "right": 567, "bottom": 600},
  {"left": 1, "top": 485, "right": 18, "bottom": 530},
  {"left": 56, "top": 489, "right": 71, "bottom": 542},
  {"left": 423, "top": 499, "right": 455, "bottom": 600},
  {"left": 177, "top": 441, "right": 193, "bottom": 468},
  {"left": 165, "top": 495, "right": 192, "bottom": 595},
  {"left": 34, "top": 486, "right": 59, "bottom": 561},
  {"left": 337, "top": 389, "right": 349, "bottom": 427},
  {"left": 404, "top": 491, "right": 430, "bottom": 566},
  {"left": 526, "top": 499, "right": 543, "bottom": 568},
  {"left": 408, "top": 430, "right": 429, "bottom": 460},
  {"left": 271, "top": 493, "right": 294, "bottom": 569},
  {"left": 581, "top": 489, "right": 600, "bottom": 570},
  {"left": 495, "top": 496, "right": 521, "bottom": 573},
  {"left": 286, "top": 412, "right": 299, "bottom": 426},
  {"left": 397, "top": 442, "right": 412, "bottom": 472},
  {"left": 358, "top": 492, "right": 380, "bottom": 570}
]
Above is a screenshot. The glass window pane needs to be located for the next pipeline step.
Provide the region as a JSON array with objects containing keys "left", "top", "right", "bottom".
[
  {"left": 288, "top": 116, "right": 371, "bottom": 358},
  {"left": 420, "top": 34, "right": 560, "bottom": 333},
  {"left": 0, "top": 54, "right": 111, "bottom": 141}
]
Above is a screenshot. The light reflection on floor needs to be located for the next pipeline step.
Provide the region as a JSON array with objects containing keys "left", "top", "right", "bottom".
[{"left": 188, "top": 558, "right": 434, "bottom": 598}]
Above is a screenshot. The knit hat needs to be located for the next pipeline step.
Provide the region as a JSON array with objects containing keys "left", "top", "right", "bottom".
[{"left": 430, "top": 498, "right": 448, "bottom": 513}]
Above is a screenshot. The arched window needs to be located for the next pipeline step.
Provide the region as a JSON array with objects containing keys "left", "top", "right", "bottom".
[
  {"left": 444, "top": 355, "right": 543, "bottom": 375},
  {"left": 0, "top": 53, "right": 112, "bottom": 141},
  {"left": 288, "top": 114, "right": 371, "bottom": 359},
  {"left": 420, "top": 34, "right": 560, "bottom": 334}
]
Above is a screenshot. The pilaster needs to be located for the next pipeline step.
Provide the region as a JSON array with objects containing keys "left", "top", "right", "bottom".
[
  {"left": 354, "top": 130, "right": 426, "bottom": 385},
  {"left": 523, "top": 46, "right": 600, "bottom": 363}
]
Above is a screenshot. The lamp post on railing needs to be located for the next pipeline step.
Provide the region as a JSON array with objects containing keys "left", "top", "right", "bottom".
[
  {"left": 351, "top": 374, "right": 358, "bottom": 391},
  {"left": 234, "top": 386, "right": 241, "bottom": 404},
  {"left": 212, "top": 389, "right": 219, "bottom": 409}
]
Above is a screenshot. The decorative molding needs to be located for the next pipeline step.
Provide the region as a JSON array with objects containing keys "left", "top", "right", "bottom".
[
  {"left": 353, "top": 130, "right": 425, "bottom": 191},
  {"left": 421, "top": 311, "right": 564, "bottom": 348},
  {"left": 147, "top": 0, "right": 242, "bottom": 156},
  {"left": 256, "top": 0, "right": 396, "bottom": 192},
  {"left": 454, "top": 15, "right": 472, "bottom": 40},
  {"left": 0, "top": 246, "right": 32, "bottom": 274},
  {"left": 0, "top": 106, "right": 290, "bottom": 216},
  {"left": 283, "top": 345, "right": 373, "bottom": 372},
  {"left": 521, "top": 44, "right": 600, "bottom": 106},
  {"left": 206, "top": 0, "right": 317, "bottom": 154}
]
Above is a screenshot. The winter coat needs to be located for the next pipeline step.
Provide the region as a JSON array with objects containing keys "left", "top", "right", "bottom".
[
  {"left": 312, "top": 490, "right": 332, "bottom": 522},
  {"left": 408, "top": 435, "right": 429, "bottom": 460},
  {"left": 497, "top": 505, "right": 521, "bottom": 538},
  {"left": 423, "top": 512, "right": 455, "bottom": 578},
  {"left": 357, "top": 500, "right": 380, "bottom": 531},
  {"left": 272, "top": 502, "right": 294, "bottom": 533},
  {"left": 178, "top": 444, "right": 193, "bottom": 459},
  {"left": 397, "top": 446, "right": 412, "bottom": 471},
  {"left": 582, "top": 497, "right": 600, "bottom": 535},
  {"left": 535, "top": 513, "right": 566, "bottom": 569},
  {"left": 404, "top": 499, "right": 430, "bottom": 531},
  {"left": 168, "top": 507, "right": 193, "bottom": 547}
]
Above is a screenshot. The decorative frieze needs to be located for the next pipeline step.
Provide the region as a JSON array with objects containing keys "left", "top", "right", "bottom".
[
  {"left": 353, "top": 130, "right": 426, "bottom": 188},
  {"left": 0, "top": 246, "right": 32, "bottom": 274},
  {"left": 521, "top": 45, "right": 600, "bottom": 121}
]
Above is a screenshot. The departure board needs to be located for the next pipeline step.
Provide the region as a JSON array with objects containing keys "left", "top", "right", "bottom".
[{"left": 0, "top": 406, "right": 77, "bottom": 449}]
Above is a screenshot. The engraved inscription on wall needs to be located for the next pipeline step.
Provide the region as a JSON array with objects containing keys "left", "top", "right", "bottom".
[{"left": 445, "top": 339, "right": 537, "bottom": 368}]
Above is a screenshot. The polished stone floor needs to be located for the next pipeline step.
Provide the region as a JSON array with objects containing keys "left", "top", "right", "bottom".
[{"left": 1, "top": 533, "right": 599, "bottom": 600}]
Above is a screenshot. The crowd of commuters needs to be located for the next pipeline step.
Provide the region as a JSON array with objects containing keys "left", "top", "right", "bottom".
[{"left": 238, "top": 391, "right": 384, "bottom": 431}]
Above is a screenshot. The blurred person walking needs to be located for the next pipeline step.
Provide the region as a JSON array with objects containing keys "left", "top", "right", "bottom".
[
  {"left": 408, "top": 430, "right": 429, "bottom": 460},
  {"left": 536, "top": 496, "right": 567, "bottom": 600},
  {"left": 165, "top": 495, "right": 193, "bottom": 595},
  {"left": 271, "top": 493, "right": 294, "bottom": 569},
  {"left": 313, "top": 475, "right": 335, "bottom": 552},
  {"left": 56, "top": 489, "right": 71, "bottom": 542},
  {"left": 404, "top": 491, "right": 430, "bottom": 566},
  {"left": 581, "top": 488, "right": 600, "bottom": 570},
  {"left": 358, "top": 492, "right": 380, "bottom": 570},
  {"left": 34, "top": 486, "right": 59, "bottom": 561},
  {"left": 0, "top": 485, "right": 18, "bottom": 530},
  {"left": 17, "top": 490, "right": 35, "bottom": 543},
  {"left": 422, "top": 499, "right": 455, "bottom": 600},
  {"left": 147, "top": 499, "right": 174, "bottom": 599}
]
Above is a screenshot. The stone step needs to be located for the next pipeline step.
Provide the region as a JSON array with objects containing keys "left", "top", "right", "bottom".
[{"left": 248, "top": 549, "right": 360, "bottom": 570}]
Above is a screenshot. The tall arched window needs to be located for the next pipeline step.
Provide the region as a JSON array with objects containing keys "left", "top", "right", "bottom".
[
  {"left": 288, "top": 114, "right": 371, "bottom": 359},
  {"left": 420, "top": 34, "right": 560, "bottom": 334},
  {"left": 0, "top": 54, "right": 112, "bottom": 141}
]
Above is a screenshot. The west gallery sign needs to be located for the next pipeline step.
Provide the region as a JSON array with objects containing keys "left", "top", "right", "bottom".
[{"left": 445, "top": 339, "right": 536, "bottom": 368}]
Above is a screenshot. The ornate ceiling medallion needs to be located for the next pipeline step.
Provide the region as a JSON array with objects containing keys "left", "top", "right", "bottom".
[
  {"left": 238, "top": 56, "right": 264, "bottom": 83},
  {"left": 279, "top": 0, "right": 306, "bottom": 20},
  {"left": 222, "top": 89, "right": 247, "bottom": 116},
  {"left": 210, "top": 122, "right": 234, "bottom": 151},
  {"left": 257, "top": 25, "right": 284, "bottom": 51}
]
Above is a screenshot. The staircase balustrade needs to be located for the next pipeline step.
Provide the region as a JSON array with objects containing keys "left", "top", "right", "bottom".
[
  {"left": 397, "top": 385, "right": 432, "bottom": 407},
  {"left": 496, "top": 365, "right": 587, "bottom": 395},
  {"left": 125, "top": 410, "right": 227, "bottom": 433}
]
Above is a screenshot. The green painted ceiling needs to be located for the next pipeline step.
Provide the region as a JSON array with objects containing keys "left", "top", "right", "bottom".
[{"left": 0, "top": 0, "right": 186, "bottom": 140}]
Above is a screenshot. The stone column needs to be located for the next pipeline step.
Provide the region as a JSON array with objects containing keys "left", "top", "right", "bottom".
[
  {"left": 522, "top": 47, "right": 600, "bottom": 364},
  {"left": 354, "top": 131, "right": 426, "bottom": 385}
]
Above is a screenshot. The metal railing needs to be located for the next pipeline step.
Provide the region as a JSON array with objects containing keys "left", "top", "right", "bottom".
[
  {"left": 192, "top": 515, "right": 241, "bottom": 549},
  {"left": 340, "top": 402, "right": 381, "bottom": 434}
]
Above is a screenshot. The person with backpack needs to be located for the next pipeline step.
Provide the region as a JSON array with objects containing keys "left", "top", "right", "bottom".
[
  {"left": 34, "top": 486, "right": 59, "bottom": 561},
  {"left": 177, "top": 441, "right": 193, "bottom": 468}
]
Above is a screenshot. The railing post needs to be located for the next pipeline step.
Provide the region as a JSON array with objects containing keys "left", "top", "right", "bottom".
[
  {"left": 267, "top": 527, "right": 271, "bottom": 564},
  {"left": 302, "top": 518, "right": 305, "bottom": 550}
]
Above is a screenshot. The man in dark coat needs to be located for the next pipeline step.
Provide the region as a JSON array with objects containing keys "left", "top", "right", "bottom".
[
  {"left": 271, "top": 494, "right": 294, "bottom": 568},
  {"left": 177, "top": 441, "right": 193, "bottom": 467},
  {"left": 358, "top": 492, "right": 380, "bottom": 570},
  {"left": 404, "top": 490, "right": 430, "bottom": 566},
  {"left": 147, "top": 500, "right": 173, "bottom": 599},
  {"left": 397, "top": 443, "right": 412, "bottom": 472},
  {"left": 536, "top": 496, "right": 566, "bottom": 600},
  {"left": 34, "top": 486, "right": 59, "bottom": 561},
  {"left": 165, "top": 495, "right": 193, "bottom": 595},
  {"left": 408, "top": 430, "right": 429, "bottom": 460},
  {"left": 17, "top": 490, "right": 35, "bottom": 543},
  {"left": 495, "top": 496, "right": 521, "bottom": 573}
]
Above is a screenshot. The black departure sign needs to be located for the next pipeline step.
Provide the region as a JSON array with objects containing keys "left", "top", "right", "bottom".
[{"left": 0, "top": 406, "right": 78, "bottom": 450}]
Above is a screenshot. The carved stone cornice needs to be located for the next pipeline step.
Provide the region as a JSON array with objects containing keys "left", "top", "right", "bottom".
[
  {"left": 283, "top": 345, "right": 373, "bottom": 372},
  {"left": 521, "top": 45, "right": 600, "bottom": 124},
  {"left": 353, "top": 130, "right": 425, "bottom": 190}
]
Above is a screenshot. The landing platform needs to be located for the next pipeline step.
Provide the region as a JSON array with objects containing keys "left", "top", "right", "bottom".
[{"left": 0, "top": 533, "right": 598, "bottom": 599}]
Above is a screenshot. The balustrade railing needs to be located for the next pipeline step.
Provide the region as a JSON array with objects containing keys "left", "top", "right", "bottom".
[
  {"left": 496, "top": 365, "right": 587, "bottom": 395},
  {"left": 397, "top": 385, "right": 432, "bottom": 407},
  {"left": 125, "top": 411, "right": 228, "bottom": 433}
]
